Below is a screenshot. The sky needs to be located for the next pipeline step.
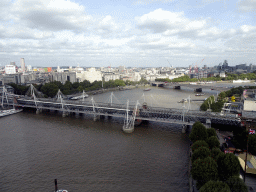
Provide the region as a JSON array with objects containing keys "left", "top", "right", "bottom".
[{"left": 0, "top": 0, "right": 256, "bottom": 68}]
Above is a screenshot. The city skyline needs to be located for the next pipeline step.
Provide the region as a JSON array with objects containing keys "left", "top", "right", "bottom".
[{"left": 0, "top": 0, "right": 255, "bottom": 68}]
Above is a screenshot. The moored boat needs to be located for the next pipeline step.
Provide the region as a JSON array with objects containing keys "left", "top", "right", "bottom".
[{"left": 0, "top": 108, "right": 23, "bottom": 117}]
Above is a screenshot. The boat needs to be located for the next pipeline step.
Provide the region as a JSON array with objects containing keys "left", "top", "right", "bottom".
[
  {"left": 143, "top": 88, "right": 151, "bottom": 91},
  {"left": 0, "top": 108, "right": 23, "bottom": 117},
  {"left": 195, "top": 93, "right": 205, "bottom": 96}
]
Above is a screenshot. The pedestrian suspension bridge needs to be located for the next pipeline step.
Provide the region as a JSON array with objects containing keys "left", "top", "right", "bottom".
[{"left": 1, "top": 85, "right": 241, "bottom": 133}]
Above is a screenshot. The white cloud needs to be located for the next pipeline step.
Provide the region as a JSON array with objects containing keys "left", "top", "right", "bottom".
[
  {"left": 237, "top": 0, "right": 256, "bottom": 12},
  {"left": 11, "top": 0, "right": 92, "bottom": 31},
  {"left": 133, "top": 0, "right": 175, "bottom": 5}
]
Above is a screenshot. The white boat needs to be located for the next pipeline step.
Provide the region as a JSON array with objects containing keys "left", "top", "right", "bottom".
[{"left": 0, "top": 109, "right": 23, "bottom": 117}]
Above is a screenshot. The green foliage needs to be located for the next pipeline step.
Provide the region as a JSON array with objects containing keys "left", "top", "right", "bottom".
[
  {"left": 155, "top": 78, "right": 171, "bottom": 82},
  {"left": 191, "top": 147, "right": 211, "bottom": 163},
  {"left": 231, "top": 127, "right": 248, "bottom": 150},
  {"left": 41, "top": 83, "right": 59, "bottom": 98},
  {"left": 199, "top": 180, "right": 231, "bottom": 192},
  {"left": 8, "top": 83, "right": 29, "bottom": 95},
  {"left": 189, "top": 122, "right": 208, "bottom": 143},
  {"left": 217, "top": 153, "right": 240, "bottom": 181},
  {"left": 139, "top": 77, "right": 148, "bottom": 84},
  {"left": 210, "top": 148, "right": 223, "bottom": 161},
  {"left": 191, "top": 157, "right": 218, "bottom": 189},
  {"left": 248, "top": 134, "right": 256, "bottom": 156},
  {"left": 200, "top": 95, "right": 224, "bottom": 112},
  {"left": 225, "top": 176, "right": 248, "bottom": 192},
  {"left": 206, "top": 136, "right": 220, "bottom": 149},
  {"left": 207, "top": 128, "right": 217, "bottom": 138},
  {"left": 217, "top": 92, "right": 226, "bottom": 101},
  {"left": 191, "top": 140, "right": 209, "bottom": 152}
]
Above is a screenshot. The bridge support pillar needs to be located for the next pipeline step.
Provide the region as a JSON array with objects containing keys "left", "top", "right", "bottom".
[
  {"left": 93, "top": 115, "right": 98, "bottom": 121},
  {"left": 62, "top": 111, "right": 68, "bottom": 117},
  {"left": 206, "top": 119, "right": 211, "bottom": 128},
  {"left": 182, "top": 124, "right": 186, "bottom": 133},
  {"left": 36, "top": 108, "right": 42, "bottom": 115}
]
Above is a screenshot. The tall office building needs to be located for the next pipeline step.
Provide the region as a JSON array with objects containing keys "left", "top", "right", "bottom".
[{"left": 20, "top": 58, "right": 25, "bottom": 72}]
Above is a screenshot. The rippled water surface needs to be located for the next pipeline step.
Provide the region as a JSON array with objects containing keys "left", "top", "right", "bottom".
[{"left": 0, "top": 88, "right": 194, "bottom": 192}]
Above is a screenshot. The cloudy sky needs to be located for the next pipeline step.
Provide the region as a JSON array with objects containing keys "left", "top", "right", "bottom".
[{"left": 0, "top": 0, "right": 255, "bottom": 68}]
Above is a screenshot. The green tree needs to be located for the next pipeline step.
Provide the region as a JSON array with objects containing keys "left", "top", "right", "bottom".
[
  {"left": 206, "top": 136, "right": 220, "bottom": 149},
  {"left": 189, "top": 122, "right": 208, "bottom": 143},
  {"left": 248, "top": 134, "right": 256, "bottom": 155},
  {"left": 211, "top": 148, "right": 223, "bottom": 161},
  {"left": 231, "top": 127, "right": 248, "bottom": 150},
  {"left": 217, "top": 153, "right": 240, "bottom": 181},
  {"left": 207, "top": 128, "right": 217, "bottom": 138},
  {"left": 191, "top": 140, "right": 209, "bottom": 152},
  {"left": 217, "top": 92, "right": 226, "bottom": 101},
  {"left": 200, "top": 102, "right": 208, "bottom": 111},
  {"left": 225, "top": 176, "right": 248, "bottom": 192},
  {"left": 191, "top": 157, "right": 219, "bottom": 189},
  {"left": 192, "top": 147, "right": 211, "bottom": 163},
  {"left": 41, "top": 83, "right": 59, "bottom": 98},
  {"left": 200, "top": 180, "right": 231, "bottom": 192}
]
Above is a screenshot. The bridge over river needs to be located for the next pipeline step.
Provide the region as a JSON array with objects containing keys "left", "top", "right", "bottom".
[{"left": 1, "top": 85, "right": 241, "bottom": 133}]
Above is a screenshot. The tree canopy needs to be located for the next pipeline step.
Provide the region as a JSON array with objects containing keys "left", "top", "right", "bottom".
[
  {"left": 191, "top": 140, "right": 209, "bottom": 152},
  {"left": 206, "top": 136, "right": 220, "bottom": 149},
  {"left": 225, "top": 176, "right": 248, "bottom": 192},
  {"left": 189, "top": 122, "right": 208, "bottom": 143},
  {"left": 191, "top": 157, "right": 219, "bottom": 189},
  {"left": 199, "top": 180, "right": 231, "bottom": 192},
  {"left": 191, "top": 147, "right": 211, "bottom": 163}
]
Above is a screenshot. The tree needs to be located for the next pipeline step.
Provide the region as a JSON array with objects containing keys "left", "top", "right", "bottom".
[
  {"left": 217, "top": 153, "right": 240, "bottom": 181},
  {"left": 189, "top": 122, "right": 208, "bottom": 143},
  {"left": 231, "top": 127, "right": 248, "bottom": 150},
  {"left": 41, "top": 83, "right": 59, "bottom": 98},
  {"left": 206, "top": 136, "right": 220, "bottom": 149},
  {"left": 211, "top": 148, "right": 223, "bottom": 161},
  {"left": 218, "top": 92, "right": 226, "bottom": 101},
  {"left": 248, "top": 134, "right": 256, "bottom": 156},
  {"left": 207, "top": 128, "right": 217, "bottom": 138},
  {"left": 192, "top": 147, "right": 211, "bottom": 163},
  {"left": 200, "top": 180, "right": 231, "bottom": 192},
  {"left": 191, "top": 157, "right": 218, "bottom": 189},
  {"left": 225, "top": 176, "right": 248, "bottom": 192},
  {"left": 191, "top": 140, "right": 209, "bottom": 152}
]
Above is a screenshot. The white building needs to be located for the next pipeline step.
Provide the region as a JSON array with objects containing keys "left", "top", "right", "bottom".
[
  {"left": 76, "top": 67, "right": 102, "bottom": 83},
  {"left": 5, "top": 65, "right": 16, "bottom": 74}
]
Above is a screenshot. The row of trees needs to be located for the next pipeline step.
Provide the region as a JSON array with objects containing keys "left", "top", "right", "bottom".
[
  {"left": 200, "top": 86, "right": 245, "bottom": 112},
  {"left": 9, "top": 78, "right": 149, "bottom": 98},
  {"left": 155, "top": 72, "right": 256, "bottom": 83},
  {"left": 189, "top": 122, "right": 248, "bottom": 191}
]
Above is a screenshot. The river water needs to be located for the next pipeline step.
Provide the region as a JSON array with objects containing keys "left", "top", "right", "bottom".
[{"left": 0, "top": 87, "right": 224, "bottom": 192}]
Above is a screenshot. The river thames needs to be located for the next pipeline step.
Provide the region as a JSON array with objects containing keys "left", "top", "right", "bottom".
[{"left": 0, "top": 85, "right": 243, "bottom": 192}]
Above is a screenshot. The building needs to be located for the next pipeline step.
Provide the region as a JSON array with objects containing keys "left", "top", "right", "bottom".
[
  {"left": 3, "top": 74, "right": 21, "bottom": 84},
  {"left": 5, "top": 65, "right": 16, "bottom": 74},
  {"left": 20, "top": 58, "right": 25, "bottom": 72},
  {"left": 51, "top": 72, "right": 76, "bottom": 84},
  {"left": 76, "top": 68, "right": 102, "bottom": 83}
]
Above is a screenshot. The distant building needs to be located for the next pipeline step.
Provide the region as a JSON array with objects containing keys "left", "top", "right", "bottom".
[
  {"left": 5, "top": 65, "right": 16, "bottom": 74},
  {"left": 76, "top": 68, "right": 102, "bottom": 83},
  {"left": 51, "top": 72, "right": 76, "bottom": 84},
  {"left": 20, "top": 58, "right": 25, "bottom": 72}
]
